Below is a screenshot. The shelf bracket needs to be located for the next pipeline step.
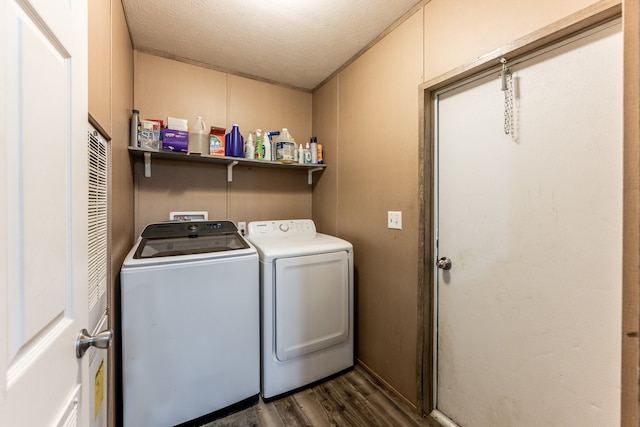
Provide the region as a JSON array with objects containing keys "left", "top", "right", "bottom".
[
  {"left": 144, "top": 152, "right": 152, "bottom": 178},
  {"left": 227, "top": 160, "right": 239, "bottom": 182},
  {"left": 308, "top": 167, "right": 323, "bottom": 185}
]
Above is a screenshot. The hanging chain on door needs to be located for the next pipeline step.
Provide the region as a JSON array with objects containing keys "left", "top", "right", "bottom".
[{"left": 500, "top": 58, "right": 514, "bottom": 135}]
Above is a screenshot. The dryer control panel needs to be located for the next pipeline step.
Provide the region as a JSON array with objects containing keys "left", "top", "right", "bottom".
[{"left": 247, "top": 219, "right": 316, "bottom": 237}]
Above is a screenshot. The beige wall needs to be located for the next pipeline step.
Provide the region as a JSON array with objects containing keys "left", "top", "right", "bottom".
[
  {"left": 110, "top": 4, "right": 135, "bottom": 424},
  {"left": 88, "top": 0, "right": 111, "bottom": 129},
  {"left": 423, "top": 0, "right": 602, "bottom": 81},
  {"left": 88, "top": 1, "right": 134, "bottom": 426},
  {"left": 312, "top": 0, "right": 607, "bottom": 410},
  {"left": 335, "top": 10, "right": 423, "bottom": 404},
  {"left": 311, "top": 77, "right": 339, "bottom": 235},
  {"left": 88, "top": 0, "right": 134, "bottom": 299},
  {"left": 132, "top": 53, "right": 313, "bottom": 234},
  {"left": 110, "top": 0, "right": 135, "bottom": 274}
]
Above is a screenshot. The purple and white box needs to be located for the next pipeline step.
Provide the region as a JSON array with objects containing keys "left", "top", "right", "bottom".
[{"left": 161, "top": 128, "right": 188, "bottom": 152}]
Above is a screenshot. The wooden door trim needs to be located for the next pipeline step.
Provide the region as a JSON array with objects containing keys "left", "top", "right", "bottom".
[
  {"left": 415, "top": 1, "right": 637, "bottom": 425},
  {"left": 621, "top": 0, "right": 640, "bottom": 426}
]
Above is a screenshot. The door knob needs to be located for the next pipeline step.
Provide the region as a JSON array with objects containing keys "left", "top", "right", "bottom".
[
  {"left": 436, "top": 257, "right": 452, "bottom": 270},
  {"left": 76, "top": 328, "right": 113, "bottom": 358}
]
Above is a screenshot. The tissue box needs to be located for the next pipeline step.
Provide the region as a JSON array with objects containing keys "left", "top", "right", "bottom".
[
  {"left": 161, "top": 128, "right": 188, "bottom": 152},
  {"left": 167, "top": 116, "right": 188, "bottom": 132}
]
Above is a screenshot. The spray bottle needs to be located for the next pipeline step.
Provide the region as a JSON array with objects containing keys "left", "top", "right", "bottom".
[{"left": 265, "top": 132, "right": 272, "bottom": 161}]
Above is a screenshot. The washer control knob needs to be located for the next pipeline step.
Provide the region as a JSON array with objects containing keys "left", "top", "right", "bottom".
[{"left": 279, "top": 223, "right": 289, "bottom": 232}]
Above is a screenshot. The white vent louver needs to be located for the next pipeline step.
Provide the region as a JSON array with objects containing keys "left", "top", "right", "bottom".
[
  {"left": 55, "top": 388, "right": 79, "bottom": 427},
  {"left": 88, "top": 130, "right": 107, "bottom": 312},
  {"left": 60, "top": 402, "right": 77, "bottom": 427}
]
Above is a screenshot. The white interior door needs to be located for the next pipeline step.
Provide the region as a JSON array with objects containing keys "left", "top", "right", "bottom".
[
  {"left": 0, "top": 1, "right": 102, "bottom": 426},
  {"left": 433, "top": 22, "right": 622, "bottom": 427}
]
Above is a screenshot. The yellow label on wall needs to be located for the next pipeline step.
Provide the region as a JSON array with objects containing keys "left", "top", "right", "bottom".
[{"left": 94, "top": 360, "right": 104, "bottom": 420}]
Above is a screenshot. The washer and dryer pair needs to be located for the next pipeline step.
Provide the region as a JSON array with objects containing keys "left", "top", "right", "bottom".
[{"left": 120, "top": 219, "right": 353, "bottom": 425}]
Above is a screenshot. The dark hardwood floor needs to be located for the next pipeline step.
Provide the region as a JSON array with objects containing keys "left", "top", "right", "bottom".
[{"left": 205, "top": 365, "right": 435, "bottom": 426}]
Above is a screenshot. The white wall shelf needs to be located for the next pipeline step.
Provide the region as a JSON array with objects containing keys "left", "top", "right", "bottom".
[{"left": 129, "top": 147, "right": 326, "bottom": 184}]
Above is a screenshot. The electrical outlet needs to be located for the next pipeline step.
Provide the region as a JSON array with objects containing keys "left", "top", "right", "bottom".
[
  {"left": 238, "top": 221, "right": 247, "bottom": 236},
  {"left": 387, "top": 211, "right": 402, "bottom": 230}
]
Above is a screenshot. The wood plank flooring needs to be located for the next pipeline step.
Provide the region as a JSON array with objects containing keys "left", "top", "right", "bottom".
[{"left": 210, "top": 365, "right": 436, "bottom": 426}]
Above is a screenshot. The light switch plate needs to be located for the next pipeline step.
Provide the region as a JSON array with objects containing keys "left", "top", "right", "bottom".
[{"left": 388, "top": 211, "right": 402, "bottom": 230}]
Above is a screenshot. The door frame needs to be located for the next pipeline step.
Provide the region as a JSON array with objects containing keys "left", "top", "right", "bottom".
[{"left": 415, "top": 1, "right": 638, "bottom": 425}]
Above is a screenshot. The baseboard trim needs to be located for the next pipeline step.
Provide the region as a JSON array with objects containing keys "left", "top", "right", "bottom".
[{"left": 356, "top": 359, "right": 418, "bottom": 411}]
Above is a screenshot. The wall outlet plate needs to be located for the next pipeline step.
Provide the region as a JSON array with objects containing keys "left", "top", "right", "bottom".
[
  {"left": 388, "top": 211, "right": 402, "bottom": 230},
  {"left": 238, "top": 221, "right": 247, "bottom": 236}
]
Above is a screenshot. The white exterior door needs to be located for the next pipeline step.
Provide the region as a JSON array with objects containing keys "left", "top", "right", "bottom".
[
  {"left": 0, "top": 0, "right": 102, "bottom": 426},
  {"left": 433, "top": 22, "right": 622, "bottom": 427}
]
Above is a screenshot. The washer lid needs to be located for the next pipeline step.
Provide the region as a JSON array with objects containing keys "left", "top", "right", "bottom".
[{"left": 134, "top": 220, "right": 250, "bottom": 259}]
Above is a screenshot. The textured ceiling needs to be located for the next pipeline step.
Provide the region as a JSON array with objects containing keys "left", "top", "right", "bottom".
[{"left": 122, "top": 0, "right": 422, "bottom": 91}]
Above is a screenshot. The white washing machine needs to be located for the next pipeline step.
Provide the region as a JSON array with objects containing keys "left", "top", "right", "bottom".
[
  {"left": 120, "top": 220, "right": 259, "bottom": 426},
  {"left": 246, "top": 219, "right": 354, "bottom": 400}
]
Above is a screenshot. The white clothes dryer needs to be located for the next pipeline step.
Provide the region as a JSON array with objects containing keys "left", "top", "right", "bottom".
[
  {"left": 120, "top": 220, "right": 259, "bottom": 426},
  {"left": 246, "top": 219, "right": 354, "bottom": 400}
]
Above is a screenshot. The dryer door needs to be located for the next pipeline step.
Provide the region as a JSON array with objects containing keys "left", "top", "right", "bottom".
[{"left": 275, "top": 251, "right": 350, "bottom": 361}]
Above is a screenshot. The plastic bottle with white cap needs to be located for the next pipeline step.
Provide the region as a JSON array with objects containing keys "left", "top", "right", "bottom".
[
  {"left": 188, "top": 116, "right": 208, "bottom": 154},
  {"left": 276, "top": 128, "right": 296, "bottom": 163},
  {"left": 245, "top": 132, "right": 255, "bottom": 159}
]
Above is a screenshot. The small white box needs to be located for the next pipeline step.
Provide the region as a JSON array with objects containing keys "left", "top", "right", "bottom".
[
  {"left": 167, "top": 116, "right": 189, "bottom": 132},
  {"left": 169, "top": 211, "right": 208, "bottom": 221}
]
